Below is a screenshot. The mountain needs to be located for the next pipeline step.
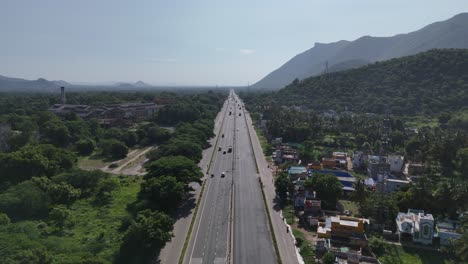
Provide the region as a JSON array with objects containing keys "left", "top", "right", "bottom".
[
  {"left": 0, "top": 75, "right": 64, "bottom": 92},
  {"left": 113, "top": 81, "right": 152, "bottom": 88},
  {"left": 134, "top": 81, "right": 151, "bottom": 87},
  {"left": 265, "top": 49, "right": 468, "bottom": 116},
  {"left": 252, "top": 13, "right": 468, "bottom": 90}
]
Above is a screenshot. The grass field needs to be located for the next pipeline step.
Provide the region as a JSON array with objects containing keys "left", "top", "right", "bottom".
[
  {"left": 292, "top": 229, "right": 316, "bottom": 264},
  {"left": 379, "top": 244, "right": 454, "bottom": 264},
  {"left": 0, "top": 177, "right": 142, "bottom": 263},
  {"left": 338, "top": 200, "right": 359, "bottom": 216}
]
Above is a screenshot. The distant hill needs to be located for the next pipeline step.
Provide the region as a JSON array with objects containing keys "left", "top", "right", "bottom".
[
  {"left": 114, "top": 81, "right": 152, "bottom": 88},
  {"left": 0, "top": 75, "right": 69, "bottom": 92},
  {"left": 252, "top": 13, "right": 468, "bottom": 90},
  {"left": 265, "top": 49, "right": 468, "bottom": 116}
]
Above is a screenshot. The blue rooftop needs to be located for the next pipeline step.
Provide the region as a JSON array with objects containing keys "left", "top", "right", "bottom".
[{"left": 288, "top": 166, "right": 307, "bottom": 175}]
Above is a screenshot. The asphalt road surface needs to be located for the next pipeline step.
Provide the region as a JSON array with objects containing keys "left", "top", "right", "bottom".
[{"left": 187, "top": 91, "right": 276, "bottom": 264}]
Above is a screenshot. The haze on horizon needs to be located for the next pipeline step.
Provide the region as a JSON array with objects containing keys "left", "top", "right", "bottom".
[{"left": 1, "top": 0, "right": 468, "bottom": 86}]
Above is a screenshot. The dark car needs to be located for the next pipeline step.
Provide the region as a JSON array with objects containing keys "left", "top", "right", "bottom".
[{"left": 218, "top": 147, "right": 221, "bottom": 151}]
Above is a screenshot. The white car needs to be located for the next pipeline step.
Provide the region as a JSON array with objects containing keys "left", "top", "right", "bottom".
[{"left": 221, "top": 172, "right": 226, "bottom": 177}]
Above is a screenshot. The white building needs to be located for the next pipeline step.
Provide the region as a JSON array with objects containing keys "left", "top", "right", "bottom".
[
  {"left": 388, "top": 155, "right": 404, "bottom": 173},
  {"left": 396, "top": 209, "right": 434, "bottom": 245}
]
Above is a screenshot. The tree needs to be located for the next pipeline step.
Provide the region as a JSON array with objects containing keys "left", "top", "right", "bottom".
[
  {"left": 0, "top": 181, "right": 50, "bottom": 220},
  {"left": 321, "top": 252, "right": 335, "bottom": 264},
  {"left": 0, "top": 212, "right": 10, "bottom": 225},
  {"left": 349, "top": 178, "right": 369, "bottom": 206},
  {"left": 32, "top": 177, "right": 81, "bottom": 207},
  {"left": 49, "top": 205, "right": 71, "bottom": 230},
  {"left": 145, "top": 156, "right": 203, "bottom": 185},
  {"left": 75, "top": 138, "right": 96, "bottom": 156},
  {"left": 110, "top": 141, "right": 128, "bottom": 159},
  {"left": 274, "top": 173, "right": 291, "bottom": 201},
  {"left": 139, "top": 176, "right": 185, "bottom": 211},
  {"left": 94, "top": 178, "right": 119, "bottom": 205},
  {"left": 61, "top": 169, "right": 109, "bottom": 197},
  {"left": 360, "top": 193, "right": 398, "bottom": 230},
  {"left": 310, "top": 173, "right": 343, "bottom": 209},
  {"left": 368, "top": 236, "right": 386, "bottom": 256},
  {"left": 119, "top": 209, "right": 174, "bottom": 260},
  {"left": 47, "top": 183, "right": 81, "bottom": 206}
]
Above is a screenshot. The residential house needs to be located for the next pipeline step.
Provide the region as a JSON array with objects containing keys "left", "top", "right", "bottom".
[
  {"left": 288, "top": 166, "right": 307, "bottom": 181},
  {"left": 322, "top": 158, "right": 340, "bottom": 169},
  {"left": 388, "top": 155, "right": 404, "bottom": 173},
  {"left": 352, "top": 151, "right": 365, "bottom": 169},
  {"left": 437, "top": 221, "right": 462, "bottom": 246},
  {"left": 367, "top": 155, "right": 390, "bottom": 180},
  {"left": 408, "top": 162, "right": 424, "bottom": 175},
  {"left": 384, "top": 178, "right": 410, "bottom": 193},
  {"left": 310, "top": 170, "right": 356, "bottom": 192},
  {"left": 396, "top": 209, "right": 435, "bottom": 245},
  {"left": 333, "top": 152, "right": 348, "bottom": 168},
  {"left": 318, "top": 216, "right": 369, "bottom": 242},
  {"left": 308, "top": 161, "right": 323, "bottom": 170}
]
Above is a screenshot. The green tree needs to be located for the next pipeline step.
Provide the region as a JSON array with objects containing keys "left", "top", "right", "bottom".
[
  {"left": 145, "top": 156, "right": 203, "bottom": 185},
  {"left": 119, "top": 209, "right": 174, "bottom": 261},
  {"left": 139, "top": 176, "right": 185, "bottom": 211},
  {"left": 0, "top": 212, "right": 10, "bottom": 225},
  {"left": 321, "top": 252, "right": 335, "bottom": 264},
  {"left": 360, "top": 193, "right": 398, "bottom": 230},
  {"left": 310, "top": 173, "right": 343, "bottom": 209},
  {"left": 0, "top": 181, "right": 50, "bottom": 220},
  {"left": 274, "top": 173, "right": 291, "bottom": 201},
  {"left": 349, "top": 178, "right": 369, "bottom": 206},
  {"left": 368, "top": 236, "right": 386, "bottom": 256},
  {"left": 75, "top": 138, "right": 96, "bottom": 156},
  {"left": 49, "top": 205, "right": 71, "bottom": 230}
]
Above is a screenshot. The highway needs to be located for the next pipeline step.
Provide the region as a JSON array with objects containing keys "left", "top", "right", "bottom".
[{"left": 186, "top": 90, "right": 276, "bottom": 264}]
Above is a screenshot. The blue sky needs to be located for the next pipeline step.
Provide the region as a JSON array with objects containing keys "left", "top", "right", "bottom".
[{"left": 1, "top": 0, "right": 467, "bottom": 86}]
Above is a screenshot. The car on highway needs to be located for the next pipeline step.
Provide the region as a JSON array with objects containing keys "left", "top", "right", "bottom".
[
  {"left": 223, "top": 150, "right": 226, "bottom": 154},
  {"left": 222, "top": 134, "right": 224, "bottom": 138},
  {"left": 228, "top": 146, "right": 232, "bottom": 153},
  {"left": 218, "top": 147, "right": 221, "bottom": 151},
  {"left": 221, "top": 172, "right": 225, "bottom": 178},
  {"left": 239, "top": 113, "right": 241, "bottom": 116}
]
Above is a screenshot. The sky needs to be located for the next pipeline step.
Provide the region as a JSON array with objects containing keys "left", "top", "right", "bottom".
[{"left": 1, "top": 0, "right": 467, "bottom": 86}]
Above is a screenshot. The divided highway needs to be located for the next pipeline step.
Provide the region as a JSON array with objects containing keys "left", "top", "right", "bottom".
[{"left": 185, "top": 91, "right": 276, "bottom": 264}]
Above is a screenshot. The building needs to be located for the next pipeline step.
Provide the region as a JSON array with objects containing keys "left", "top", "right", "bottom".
[
  {"left": 333, "top": 152, "right": 348, "bottom": 167},
  {"left": 437, "top": 221, "right": 462, "bottom": 246},
  {"left": 308, "top": 161, "right": 323, "bottom": 170},
  {"left": 388, "top": 155, "right": 404, "bottom": 173},
  {"left": 322, "top": 158, "right": 340, "bottom": 169},
  {"left": 367, "top": 155, "right": 390, "bottom": 179},
  {"left": 49, "top": 87, "right": 158, "bottom": 125},
  {"left": 396, "top": 209, "right": 435, "bottom": 245},
  {"left": 310, "top": 170, "right": 356, "bottom": 192},
  {"left": 408, "top": 162, "right": 425, "bottom": 175},
  {"left": 352, "top": 151, "right": 365, "bottom": 169},
  {"left": 288, "top": 166, "right": 307, "bottom": 181},
  {"left": 384, "top": 178, "right": 410, "bottom": 193},
  {"left": 318, "top": 216, "right": 369, "bottom": 240}
]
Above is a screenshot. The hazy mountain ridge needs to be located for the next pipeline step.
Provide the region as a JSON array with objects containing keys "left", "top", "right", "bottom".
[
  {"left": 252, "top": 13, "right": 468, "bottom": 90},
  {"left": 0, "top": 75, "right": 71, "bottom": 92}
]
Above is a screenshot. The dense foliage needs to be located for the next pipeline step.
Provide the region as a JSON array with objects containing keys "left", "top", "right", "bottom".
[
  {"left": 0, "top": 90, "right": 226, "bottom": 263},
  {"left": 244, "top": 49, "right": 468, "bottom": 116}
]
